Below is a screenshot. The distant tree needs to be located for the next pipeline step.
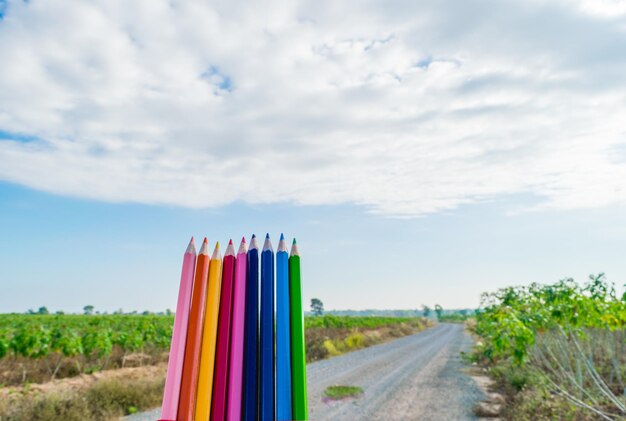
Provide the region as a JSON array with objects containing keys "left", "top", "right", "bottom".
[
  {"left": 459, "top": 309, "right": 468, "bottom": 316},
  {"left": 421, "top": 305, "right": 431, "bottom": 318},
  {"left": 142, "top": 310, "right": 151, "bottom": 316},
  {"left": 27, "top": 308, "right": 35, "bottom": 314},
  {"left": 311, "top": 298, "right": 324, "bottom": 316},
  {"left": 55, "top": 310, "right": 65, "bottom": 315},
  {"left": 114, "top": 308, "right": 123, "bottom": 315},
  {"left": 37, "top": 306, "right": 49, "bottom": 315},
  {"left": 434, "top": 304, "right": 444, "bottom": 320},
  {"left": 83, "top": 305, "right": 95, "bottom": 315},
  {"left": 165, "top": 309, "right": 173, "bottom": 316}
]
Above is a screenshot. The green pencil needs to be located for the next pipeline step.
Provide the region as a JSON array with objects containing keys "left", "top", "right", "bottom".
[{"left": 289, "top": 238, "right": 308, "bottom": 420}]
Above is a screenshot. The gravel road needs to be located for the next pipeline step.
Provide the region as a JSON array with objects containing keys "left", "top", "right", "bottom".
[{"left": 126, "top": 323, "right": 483, "bottom": 421}]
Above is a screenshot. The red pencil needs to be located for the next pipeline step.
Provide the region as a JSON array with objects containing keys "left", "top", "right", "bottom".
[{"left": 211, "top": 239, "right": 237, "bottom": 420}]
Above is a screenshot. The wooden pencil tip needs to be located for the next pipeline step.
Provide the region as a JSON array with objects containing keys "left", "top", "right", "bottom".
[
  {"left": 251, "top": 233, "right": 256, "bottom": 239},
  {"left": 265, "top": 233, "right": 270, "bottom": 239},
  {"left": 280, "top": 233, "right": 284, "bottom": 240},
  {"left": 228, "top": 239, "right": 233, "bottom": 245},
  {"left": 241, "top": 236, "right": 246, "bottom": 243},
  {"left": 203, "top": 237, "right": 208, "bottom": 244},
  {"left": 212, "top": 242, "right": 221, "bottom": 259},
  {"left": 293, "top": 238, "right": 297, "bottom": 244}
]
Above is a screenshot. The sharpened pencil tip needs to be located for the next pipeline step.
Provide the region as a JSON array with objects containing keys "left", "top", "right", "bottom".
[
  {"left": 252, "top": 234, "right": 256, "bottom": 239},
  {"left": 228, "top": 239, "right": 233, "bottom": 245},
  {"left": 280, "top": 233, "right": 284, "bottom": 240},
  {"left": 265, "top": 233, "right": 270, "bottom": 239},
  {"left": 186, "top": 237, "right": 197, "bottom": 254},
  {"left": 293, "top": 238, "right": 297, "bottom": 244},
  {"left": 212, "top": 242, "right": 221, "bottom": 259},
  {"left": 241, "top": 236, "right": 246, "bottom": 243},
  {"left": 199, "top": 238, "right": 210, "bottom": 255}
]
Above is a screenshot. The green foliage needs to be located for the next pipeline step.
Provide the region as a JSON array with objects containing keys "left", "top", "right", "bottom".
[
  {"left": 434, "top": 304, "right": 443, "bottom": 320},
  {"left": 305, "top": 315, "right": 422, "bottom": 329},
  {"left": 323, "top": 385, "right": 363, "bottom": 400},
  {"left": 474, "top": 274, "right": 626, "bottom": 364},
  {"left": 310, "top": 298, "right": 324, "bottom": 316},
  {"left": 0, "top": 314, "right": 174, "bottom": 363},
  {"left": 437, "top": 312, "right": 471, "bottom": 323}
]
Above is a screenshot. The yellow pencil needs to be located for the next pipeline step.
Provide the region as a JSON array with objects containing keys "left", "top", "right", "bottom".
[{"left": 194, "top": 242, "right": 223, "bottom": 421}]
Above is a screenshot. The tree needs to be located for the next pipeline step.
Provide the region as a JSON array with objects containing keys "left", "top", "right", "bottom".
[
  {"left": 434, "top": 304, "right": 443, "bottom": 320},
  {"left": 310, "top": 298, "right": 324, "bottom": 316},
  {"left": 37, "top": 306, "right": 49, "bottom": 315},
  {"left": 83, "top": 305, "right": 95, "bottom": 315},
  {"left": 421, "top": 305, "right": 431, "bottom": 318}
]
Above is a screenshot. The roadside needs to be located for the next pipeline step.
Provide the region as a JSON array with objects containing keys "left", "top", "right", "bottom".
[
  {"left": 1, "top": 317, "right": 432, "bottom": 421},
  {"left": 130, "top": 323, "right": 485, "bottom": 421}
]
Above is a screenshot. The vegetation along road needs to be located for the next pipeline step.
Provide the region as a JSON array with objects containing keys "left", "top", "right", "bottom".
[{"left": 128, "top": 322, "right": 483, "bottom": 421}]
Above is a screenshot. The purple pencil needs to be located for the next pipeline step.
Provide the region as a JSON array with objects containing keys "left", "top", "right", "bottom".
[{"left": 160, "top": 237, "right": 197, "bottom": 421}]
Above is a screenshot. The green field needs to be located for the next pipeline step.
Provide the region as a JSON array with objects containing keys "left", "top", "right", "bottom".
[{"left": 0, "top": 313, "right": 430, "bottom": 385}]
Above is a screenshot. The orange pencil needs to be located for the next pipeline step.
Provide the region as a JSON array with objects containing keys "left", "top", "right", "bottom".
[{"left": 177, "top": 238, "right": 211, "bottom": 421}]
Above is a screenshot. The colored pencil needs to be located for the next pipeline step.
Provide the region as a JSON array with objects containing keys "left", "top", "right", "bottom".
[
  {"left": 195, "top": 242, "right": 223, "bottom": 421},
  {"left": 276, "top": 234, "right": 293, "bottom": 420},
  {"left": 211, "top": 239, "right": 237, "bottom": 420},
  {"left": 289, "top": 238, "right": 308, "bottom": 420},
  {"left": 227, "top": 237, "right": 248, "bottom": 420},
  {"left": 159, "top": 237, "right": 197, "bottom": 421},
  {"left": 260, "top": 234, "right": 275, "bottom": 421},
  {"left": 242, "top": 234, "right": 260, "bottom": 421},
  {"left": 177, "top": 238, "right": 211, "bottom": 421}
]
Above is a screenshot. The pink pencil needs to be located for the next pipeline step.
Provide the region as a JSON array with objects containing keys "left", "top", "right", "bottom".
[
  {"left": 227, "top": 237, "right": 248, "bottom": 420},
  {"left": 160, "top": 237, "right": 197, "bottom": 421}
]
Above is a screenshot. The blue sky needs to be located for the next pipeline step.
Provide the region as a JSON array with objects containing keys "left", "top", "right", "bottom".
[
  {"left": 2, "top": 181, "right": 625, "bottom": 313},
  {"left": 1, "top": 0, "right": 626, "bottom": 312}
]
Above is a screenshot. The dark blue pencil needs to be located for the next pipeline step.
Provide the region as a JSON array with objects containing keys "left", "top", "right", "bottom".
[
  {"left": 276, "top": 233, "right": 293, "bottom": 420},
  {"left": 242, "top": 234, "right": 260, "bottom": 421},
  {"left": 260, "top": 234, "right": 275, "bottom": 421}
]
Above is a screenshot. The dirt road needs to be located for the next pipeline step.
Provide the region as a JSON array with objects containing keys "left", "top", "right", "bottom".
[{"left": 127, "top": 323, "right": 483, "bottom": 421}]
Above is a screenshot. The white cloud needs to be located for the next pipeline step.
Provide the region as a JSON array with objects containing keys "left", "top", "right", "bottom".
[{"left": 0, "top": 0, "right": 625, "bottom": 216}]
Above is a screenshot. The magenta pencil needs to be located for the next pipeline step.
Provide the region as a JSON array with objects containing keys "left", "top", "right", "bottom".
[
  {"left": 159, "top": 237, "right": 197, "bottom": 421},
  {"left": 227, "top": 237, "right": 248, "bottom": 420},
  {"left": 211, "top": 239, "right": 236, "bottom": 420}
]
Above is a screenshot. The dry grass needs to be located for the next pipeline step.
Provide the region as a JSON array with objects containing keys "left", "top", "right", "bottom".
[
  {"left": 305, "top": 318, "right": 434, "bottom": 362},
  {"left": 0, "top": 365, "right": 165, "bottom": 421}
]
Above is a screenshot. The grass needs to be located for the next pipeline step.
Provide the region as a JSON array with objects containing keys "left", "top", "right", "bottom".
[
  {"left": 306, "top": 317, "right": 433, "bottom": 361},
  {"left": 323, "top": 385, "right": 364, "bottom": 400},
  {"left": 0, "top": 376, "right": 164, "bottom": 421},
  {"left": 0, "top": 315, "right": 433, "bottom": 420}
]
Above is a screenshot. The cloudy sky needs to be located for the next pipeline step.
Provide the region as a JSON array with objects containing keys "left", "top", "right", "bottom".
[{"left": 1, "top": 0, "right": 626, "bottom": 312}]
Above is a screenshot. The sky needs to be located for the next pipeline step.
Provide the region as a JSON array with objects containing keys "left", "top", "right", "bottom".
[{"left": 1, "top": 0, "right": 626, "bottom": 312}]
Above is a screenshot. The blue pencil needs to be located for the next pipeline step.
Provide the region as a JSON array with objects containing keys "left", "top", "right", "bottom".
[
  {"left": 242, "top": 234, "right": 260, "bottom": 421},
  {"left": 260, "top": 234, "right": 275, "bottom": 421},
  {"left": 276, "top": 233, "right": 293, "bottom": 420}
]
